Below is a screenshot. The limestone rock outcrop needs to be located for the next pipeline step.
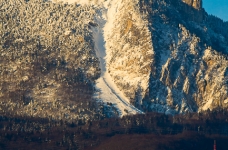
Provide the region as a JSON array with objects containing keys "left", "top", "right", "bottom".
[
  {"left": 105, "top": 0, "right": 153, "bottom": 107},
  {"left": 105, "top": 0, "right": 228, "bottom": 114},
  {"left": 182, "top": 0, "right": 202, "bottom": 10}
]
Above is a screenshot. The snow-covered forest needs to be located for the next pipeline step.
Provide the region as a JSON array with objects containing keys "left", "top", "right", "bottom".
[{"left": 0, "top": 0, "right": 119, "bottom": 121}]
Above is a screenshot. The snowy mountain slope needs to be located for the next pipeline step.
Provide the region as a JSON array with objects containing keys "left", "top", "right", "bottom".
[
  {"left": 54, "top": 0, "right": 144, "bottom": 116},
  {"left": 0, "top": 0, "right": 119, "bottom": 121},
  {"left": 1, "top": 0, "right": 228, "bottom": 120},
  {"left": 91, "top": 1, "right": 144, "bottom": 116},
  {"left": 140, "top": 0, "right": 228, "bottom": 113},
  {"left": 104, "top": 0, "right": 153, "bottom": 109},
  {"left": 87, "top": 0, "right": 228, "bottom": 114},
  {"left": 51, "top": 0, "right": 228, "bottom": 114}
]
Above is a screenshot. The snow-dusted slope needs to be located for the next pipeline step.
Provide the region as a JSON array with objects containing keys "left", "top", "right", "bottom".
[
  {"left": 0, "top": 0, "right": 110, "bottom": 121},
  {"left": 104, "top": 0, "right": 153, "bottom": 110},
  {"left": 54, "top": 0, "right": 143, "bottom": 116},
  {"left": 140, "top": 0, "right": 228, "bottom": 113},
  {"left": 50, "top": 0, "right": 228, "bottom": 114},
  {"left": 91, "top": 1, "right": 143, "bottom": 117}
]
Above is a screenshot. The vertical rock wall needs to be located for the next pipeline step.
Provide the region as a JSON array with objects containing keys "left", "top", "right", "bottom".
[
  {"left": 104, "top": 0, "right": 153, "bottom": 107},
  {"left": 104, "top": 0, "right": 228, "bottom": 114},
  {"left": 140, "top": 0, "right": 228, "bottom": 114}
]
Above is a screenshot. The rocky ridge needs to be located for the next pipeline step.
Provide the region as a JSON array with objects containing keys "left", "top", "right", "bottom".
[{"left": 103, "top": 0, "right": 228, "bottom": 114}]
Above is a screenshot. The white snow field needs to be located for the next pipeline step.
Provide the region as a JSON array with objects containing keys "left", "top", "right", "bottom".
[{"left": 51, "top": 0, "right": 144, "bottom": 116}]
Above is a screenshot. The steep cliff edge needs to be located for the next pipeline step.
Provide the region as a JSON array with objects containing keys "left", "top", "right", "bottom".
[
  {"left": 103, "top": 0, "right": 228, "bottom": 114},
  {"left": 104, "top": 0, "right": 153, "bottom": 108},
  {"left": 91, "top": 1, "right": 143, "bottom": 116},
  {"left": 143, "top": 0, "right": 228, "bottom": 113}
]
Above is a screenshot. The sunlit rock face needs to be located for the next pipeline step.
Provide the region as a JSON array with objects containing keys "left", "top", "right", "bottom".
[
  {"left": 104, "top": 0, "right": 153, "bottom": 108},
  {"left": 105, "top": 0, "right": 228, "bottom": 114},
  {"left": 140, "top": 0, "right": 228, "bottom": 114},
  {"left": 182, "top": 0, "right": 202, "bottom": 10}
]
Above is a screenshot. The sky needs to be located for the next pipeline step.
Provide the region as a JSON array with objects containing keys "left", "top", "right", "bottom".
[{"left": 203, "top": 0, "right": 228, "bottom": 21}]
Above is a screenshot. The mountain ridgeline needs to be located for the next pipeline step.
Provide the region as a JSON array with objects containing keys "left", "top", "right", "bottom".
[{"left": 0, "top": 0, "right": 228, "bottom": 120}]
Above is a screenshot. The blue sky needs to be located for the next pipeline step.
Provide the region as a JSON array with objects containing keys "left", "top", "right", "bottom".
[{"left": 203, "top": 0, "right": 228, "bottom": 21}]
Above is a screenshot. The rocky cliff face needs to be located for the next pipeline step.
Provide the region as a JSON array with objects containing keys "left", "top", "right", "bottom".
[
  {"left": 104, "top": 0, "right": 153, "bottom": 107},
  {"left": 182, "top": 0, "right": 202, "bottom": 10},
  {"left": 105, "top": 0, "right": 228, "bottom": 114}
]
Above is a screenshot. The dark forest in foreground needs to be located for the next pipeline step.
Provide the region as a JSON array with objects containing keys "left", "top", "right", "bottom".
[{"left": 0, "top": 109, "right": 228, "bottom": 150}]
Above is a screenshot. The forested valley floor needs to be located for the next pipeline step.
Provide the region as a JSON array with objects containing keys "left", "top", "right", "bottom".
[{"left": 0, "top": 110, "right": 228, "bottom": 150}]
